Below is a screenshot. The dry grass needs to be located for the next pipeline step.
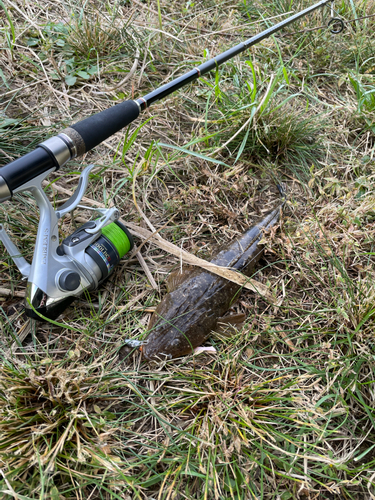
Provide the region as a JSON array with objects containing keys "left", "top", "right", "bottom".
[{"left": 1, "top": 0, "right": 375, "bottom": 498}]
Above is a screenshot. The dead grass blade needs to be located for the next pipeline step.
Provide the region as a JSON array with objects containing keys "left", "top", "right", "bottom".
[{"left": 47, "top": 182, "right": 276, "bottom": 302}]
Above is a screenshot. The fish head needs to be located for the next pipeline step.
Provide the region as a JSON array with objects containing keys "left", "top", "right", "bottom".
[
  {"left": 142, "top": 286, "right": 213, "bottom": 361},
  {"left": 142, "top": 311, "right": 198, "bottom": 361}
]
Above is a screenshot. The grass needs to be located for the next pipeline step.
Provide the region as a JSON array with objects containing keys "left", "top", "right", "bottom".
[{"left": 1, "top": 0, "right": 375, "bottom": 498}]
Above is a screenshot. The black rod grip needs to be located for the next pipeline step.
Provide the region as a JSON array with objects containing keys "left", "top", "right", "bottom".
[
  {"left": 67, "top": 100, "right": 140, "bottom": 155},
  {"left": 0, "top": 148, "right": 57, "bottom": 194}
]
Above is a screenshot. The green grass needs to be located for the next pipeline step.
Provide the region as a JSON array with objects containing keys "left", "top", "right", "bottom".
[{"left": 0, "top": 0, "right": 375, "bottom": 498}]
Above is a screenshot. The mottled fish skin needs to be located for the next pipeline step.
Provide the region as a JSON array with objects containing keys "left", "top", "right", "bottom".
[{"left": 143, "top": 205, "right": 282, "bottom": 361}]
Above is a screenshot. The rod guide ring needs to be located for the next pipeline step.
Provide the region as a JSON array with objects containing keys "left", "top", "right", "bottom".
[{"left": 328, "top": 18, "right": 345, "bottom": 33}]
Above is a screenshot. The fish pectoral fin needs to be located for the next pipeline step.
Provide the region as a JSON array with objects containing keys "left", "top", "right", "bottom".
[
  {"left": 214, "top": 313, "right": 247, "bottom": 337},
  {"left": 166, "top": 267, "right": 192, "bottom": 292}
]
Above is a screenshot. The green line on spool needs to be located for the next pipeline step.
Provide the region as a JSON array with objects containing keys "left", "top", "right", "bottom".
[{"left": 102, "top": 222, "right": 131, "bottom": 258}]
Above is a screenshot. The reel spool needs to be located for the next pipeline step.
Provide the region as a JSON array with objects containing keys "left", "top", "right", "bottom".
[{"left": 61, "top": 221, "right": 134, "bottom": 288}]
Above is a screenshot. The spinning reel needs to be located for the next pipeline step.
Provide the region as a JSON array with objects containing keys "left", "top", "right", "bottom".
[{"left": 0, "top": 151, "right": 133, "bottom": 321}]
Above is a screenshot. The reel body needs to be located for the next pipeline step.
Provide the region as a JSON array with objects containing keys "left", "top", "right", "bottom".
[{"left": 0, "top": 163, "right": 133, "bottom": 321}]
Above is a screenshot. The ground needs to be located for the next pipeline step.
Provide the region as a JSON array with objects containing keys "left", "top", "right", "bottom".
[{"left": 0, "top": 0, "right": 375, "bottom": 498}]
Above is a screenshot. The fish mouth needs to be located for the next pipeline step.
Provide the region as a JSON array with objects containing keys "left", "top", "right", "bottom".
[
  {"left": 143, "top": 310, "right": 198, "bottom": 361},
  {"left": 142, "top": 343, "right": 173, "bottom": 362},
  {"left": 142, "top": 327, "right": 195, "bottom": 361}
]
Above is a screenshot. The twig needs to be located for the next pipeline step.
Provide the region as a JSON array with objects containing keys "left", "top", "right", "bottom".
[
  {"left": 132, "top": 159, "right": 160, "bottom": 236},
  {"left": 132, "top": 243, "right": 158, "bottom": 290},
  {"left": 0, "top": 287, "right": 25, "bottom": 298},
  {"left": 11, "top": 320, "right": 32, "bottom": 350},
  {"left": 0, "top": 468, "right": 21, "bottom": 499},
  {"left": 96, "top": 50, "right": 140, "bottom": 93},
  {"left": 0, "top": 78, "right": 48, "bottom": 97},
  {"left": 138, "top": 38, "right": 150, "bottom": 86},
  {"left": 6, "top": 0, "right": 45, "bottom": 40},
  {"left": 133, "top": 23, "right": 183, "bottom": 42}
]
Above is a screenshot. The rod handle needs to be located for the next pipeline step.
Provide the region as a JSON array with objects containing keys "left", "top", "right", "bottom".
[
  {"left": 0, "top": 148, "right": 57, "bottom": 201},
  {"left": 61, "top": 100, "right": 140, "bottom": 156}
]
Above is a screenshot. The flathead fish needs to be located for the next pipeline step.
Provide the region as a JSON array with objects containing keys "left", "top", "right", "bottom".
[{"left": 143, "top": 203, "right": 283, "bottom": 361}]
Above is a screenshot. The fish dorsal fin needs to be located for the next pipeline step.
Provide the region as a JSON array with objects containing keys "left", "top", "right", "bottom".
[
  {"left": 215, "top": 313, "right": 246, "bottom": 337},
  {"left": 166, "top": 267, "right": 192, "bottom": 292}
]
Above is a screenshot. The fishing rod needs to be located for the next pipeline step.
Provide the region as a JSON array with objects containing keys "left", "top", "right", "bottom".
[{"left": 0, "top": 0, "right": 339, "bottom": 321}]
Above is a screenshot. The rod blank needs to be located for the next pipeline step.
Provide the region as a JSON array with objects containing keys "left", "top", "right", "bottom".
[
  {"left": 0, "top": 0, "right": 332, "bottom": 195},
  {"left": 136, "top": 0, "right": 331, "bottom": 109}
]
